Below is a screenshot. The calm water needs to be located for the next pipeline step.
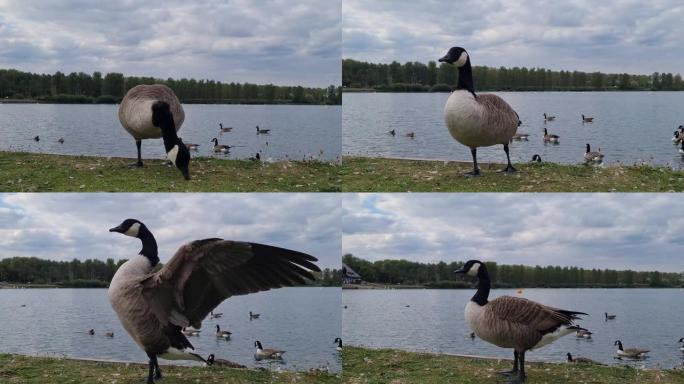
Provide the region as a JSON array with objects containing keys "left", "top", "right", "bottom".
[
  {"left": 343, "top": 288, "right": 684, "bottom": 369},
  {"left": 0, "top": 287, "right": 341, "bottom": 372},
  {"left": 0, "top": 104, "right": 341, "bottom": 162},
  {"left": 343, "top": 92, "right": 684, "bottom": 168}
]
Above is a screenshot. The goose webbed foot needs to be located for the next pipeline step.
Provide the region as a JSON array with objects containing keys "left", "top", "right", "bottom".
[
  {"left": 505, "top": 374, "right": 526, "bottom": 384},
  {"left": 128, "top": 161, "right": 144, "bottom": 168},
  {"left": 497, "top": 369, "right": 519, "bottom": 377},
  {"left": 499, "top": 164, "right": 517, "bottom": 173},
  {"left": 464, "top": 169, "right": 481, "bottom": 177}
]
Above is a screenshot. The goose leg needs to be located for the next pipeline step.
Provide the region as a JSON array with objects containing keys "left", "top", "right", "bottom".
[
  {"left": 154, "top": 356, "right": 162, "bottom": 380},
  {"left": 498, "top": 350, "right": 519, "bottom": 376},
  {"left": 129, "top": 139, "right": 144, "bottom": 168},
  {"left": 465, "top": 147, "right": 481, "bottom": 177},
  {"left": 146, "top": 353, "right": 157, "bottom": 383},
  {"left": 500, "top": 144, "right": 517, "bottom": 173}
]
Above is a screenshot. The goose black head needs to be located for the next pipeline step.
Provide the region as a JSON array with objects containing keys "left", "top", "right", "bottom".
[
  {"left": 207, "top": 354, "right": 215, "bottom": 365},
  {"left": 255, "top": 340, "right": 263, "bottom": 349},
  {"left": 334, "top": 337, "right": 342, "bottom": 345},
  {"left": 454, "top": 259, "right": 486, "bottom": 278},
  {"left": 532, "top": 154, "right": 542, "bottom": 163},
  {"left": 679, "top": 337, "right": 684, "bottom": 343},
  {"left": 586, "top": 143, "right": 591, "bottom": 152},
  {"left": 439, "top": 47, "right": 469, "bottom": 67},
  {"left": 614, "top": 340, "right": 623, "bottom": 348},
  {"left": 109, "top": 218, "right": 145, "bottom": 237},
  {"left": 175, "top": 141, "right": 191, "bottom": 180}
]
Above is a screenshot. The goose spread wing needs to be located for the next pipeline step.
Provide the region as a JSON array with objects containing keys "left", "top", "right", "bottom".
[
  {"left": 487, "top": 296, "right": 585, "bottom": 334},
  {"left": 141, "top": 239, "right": 320, "bottom": 328}
]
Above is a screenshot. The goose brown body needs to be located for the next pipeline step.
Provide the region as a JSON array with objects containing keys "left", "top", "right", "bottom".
[
  {"left": 118, "top": 84, "right": 185, "bottom": 140},
  {"left": 444, "top": 92, "right": 519, "bottom": 148}
]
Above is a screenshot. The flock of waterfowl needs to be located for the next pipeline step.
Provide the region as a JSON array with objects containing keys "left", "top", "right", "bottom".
[{"left": 454, "top": 260, "right": 684, "bottom": 383}]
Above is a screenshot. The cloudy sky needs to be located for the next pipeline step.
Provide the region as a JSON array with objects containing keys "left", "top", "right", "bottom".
[
  {"left": 0, "top": 193, "right": 340, "bottom": 269},
  {"left": 343, "top": 0, "right": 684, "bottom": 75},
  {"left": 0, "top": 0, "right": 340, "bottom": 87},
  {"left": 343, "top": 194, "right": 684, "bottom": 272}
]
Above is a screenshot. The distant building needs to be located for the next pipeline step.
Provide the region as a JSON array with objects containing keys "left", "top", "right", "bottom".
[{"left": 342, "top": 263, "right": 362, "bottom": 284}]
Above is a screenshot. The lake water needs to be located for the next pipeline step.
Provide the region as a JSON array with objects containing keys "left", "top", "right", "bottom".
[
  {"left": 343, "top": 92, "right": 684, "bottom": 168},
  {"left": 0, "top": 287, "right": 341, "bottom": 372},
  {"left": 342, "top": 288, "right": 684, "bottom": 369},
  {"left": 0, "top": 104, "right": 341, "bottom": 162}
]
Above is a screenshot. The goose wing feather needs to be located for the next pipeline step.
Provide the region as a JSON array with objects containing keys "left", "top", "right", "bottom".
[
  {"left": 485, "top": 296, "right": 585, "bottom": 334},
  {"left": 477, "top": 94, "right": 519, "bottom": 140},
  {"left": 141, "top": 239, "right": 320, "bottom": 329}
]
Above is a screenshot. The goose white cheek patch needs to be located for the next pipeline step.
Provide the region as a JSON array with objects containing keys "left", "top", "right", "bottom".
[
  {"left": 124, "top": 222, "right": 141, "bottom": 237},
  {"left": 167, "top": 145, "right": 179, "bottom": 166},
  {"left": 467, "top": 263, "right": 480, "bottom": 277},
  {"left": 455, "top": 52, "right": 468, "bottom": 67}
]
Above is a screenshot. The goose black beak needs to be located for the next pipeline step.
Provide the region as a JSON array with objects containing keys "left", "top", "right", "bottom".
[
  {"left": 109, "top": 225, "right": 124, "bottom": 233},
  {"left": 454, "top": 267, "right": 466, "bottom": 274},
  {"left": 438, "top": 55, "right": 448, "bottom": 63}
]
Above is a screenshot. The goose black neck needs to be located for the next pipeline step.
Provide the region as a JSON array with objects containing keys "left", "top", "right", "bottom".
[
  {"left": 159, "top": 117, "right": 180, "bottom": 152},
  {"left": 472, "top": 264, "right": 490, "bottom": 306},
  {"left": 456, "top": 58, "right": 476, "bottom": 97},
  {"left": 138, "top": 225, "right": 159, "bottom": 266}
]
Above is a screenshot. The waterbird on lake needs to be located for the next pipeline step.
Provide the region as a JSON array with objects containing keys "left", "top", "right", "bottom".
[
  {"left": 582, "top": 114, "right": 594, "bottom": 123},
  {"left": 87, "top": 329, "right": 95, "bottom": 335},
  {"left": 576, "top": 329, "right": 593, "bottom": 339},
  {"left": 254, "top": 340, "right": 285, "bottom": 359},
  {"left": 614, "top": 340, "right": 649, "bottom": 359},
  {"left": 33, "top": 135, "right": 39, "bottom": 142},
  {"left": 455, "top": 260, "right": 587, "bottom": 383},
  {"left": 566, "top": 353, "right": 600, "bottom": 364},
  {"left": 107, "top": 218, "right": 320, "bottom": 384},
  {"left": 543, "top": 128, "right": 559, "bottom": 143},
  {"left": 531, "top": 154, "right": 542, "bottom": 163},
  {"left": 182, "top": 327, "right": 200, "bottom": 336},
  {"left": 679, "top": 141, "right": 684, "bottom": 155},
  {"left": 388, "top": 129, "right": 396, "bottom": 136},
  {"left": 210, "top": 138, "right": 231, "bottom": 153},
  {"left": 57, "top": 137, "right": 64, "bottom": 144},
  {"left": 543, "top": 113, "right": 556, "bottom": 122},
  {"left": 206, "top": 354, "right": 246, "bottom": 368},
  {"left": 215, "top": 324, "right": 231, "bottom": 339},
  {"left": 256, "top": 125, "right": 270, "bottom": 134},
  {"left": 249, "top": 153, "right": 261, "bottom": 162},
  {"left": 584, "top": 144, "right": 604, "bottom": 164},
  {"left": 605, "top": 312, "right": 616, "bottom": 320},
  {"left": 105, "top": 332, "right": 114, "bottom": 338},
  {"left": 405, "top": 132, "right": 415, "bottom": 138},
  {"left": 118, "top": 84, "right": 185, "bottom": 169},
  {"left": 334, "top": 337, "right": 342, "bottom": 351},
  {"left": 469, "top": 332, "right": 476, "bottom": 340},
  {"left": 218, "top": 123, "right": 232, "bottom": 134},
  {"left": 249, "top": 311, "right": 260, "bottom": 320},
  {"left": 678, "top": 338, "right": 684, "bottom": 351},
  {"left": 155, "top": 101, "right": 191, "bottom": 180},
  {"left": 210, "top": 311, "right": 223, "bottom": 319},
  {"left": 511, "top": 133, "right": 529, "bottom": 141},
  {"left": 672, "top": 127, "right": 684, "bottom": 144},
  {"left": 185, "top": 143, "right": 199, "bottom": 151},
  {"left": 439, "top": 47, "right": 520, "bottom": 176}
]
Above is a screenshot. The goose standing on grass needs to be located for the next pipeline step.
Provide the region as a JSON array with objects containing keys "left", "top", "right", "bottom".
[
  {"left": 249, "top": 311, "right": 260, "bottom": 320},
  {"left": 256, "top": 125, "right": 270, "bottom": 134},
  {"left": 543, "top": 128, "right": 559, "bottom": 143},
  {"left": 206, "top": 354, "right": 246, "bottom": 368},
  {"left": 334, "top": 337, "right": 342, "bottom": 351},
  {"left": 582, "top": 114, "right": 594, "bottom": 123},
  {"left": 531, "top": 154, "right": 542, "bottom": 163},
  {"left": 154, "top": 101, "right": 191, "bottom": 180},
  {"left": 614, "top": 340, "right": 649, "bottom": 359},
  {"left": 210, "top": 138, "right": 231, "bottom": 153},
  {"left": 107, "top": 218, "right": 320, "bottom": 384},
  {"left": 439, "top": 47, "right": 520, "bottom": 176},
  {"left": 219, "top": 123, "right": 232, "bottom": 134},
  {"left": 118, "top": 84, "right": 185, "bottom": 169},
  {"left": 566, "top": 353, "right": 599, "bottom": 364},
  {"left": 215, "top": 325, "right": 231, "bottom": 339},
  {"left": 543, "top": 113, "right": 556, "bottom": 122},
  {"left": 254, "top": 340, "right": 285, "bottom": 359},
  {"left": 455, "top": 260, "right": 587, "bottom": 383},
  {"left": 584, "top": 144, "right": 604, "bottom": 164},
  {"left": 605, "top": 312, "right": 616, "bottom": 320}
]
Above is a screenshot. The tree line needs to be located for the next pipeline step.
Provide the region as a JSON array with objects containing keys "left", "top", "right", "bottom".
[
  {"left": 342, "top": 254, "right": 682, "bottom": 288},
  {"left": 0, "top": 68, "right": 342, "bottom": 105},
  {"left": 343, "top": 59, "right": 684, "bottom": 92},
  {"left": 0, "top": 256, "right": 341, "bottom": 288}
]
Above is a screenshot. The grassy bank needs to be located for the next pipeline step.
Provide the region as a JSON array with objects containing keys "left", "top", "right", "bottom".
[
  {"left": 0, "top": 354, "right": 339, "bottom": 384},
  {"left": 0, "top": 152, "right": 340, "bottom": 192},
  {"left": 342, "top": 347, "right": 684, "bottom": 384},
  {"left": 341, "top": 157, "right": 684, "bottom": 192}
]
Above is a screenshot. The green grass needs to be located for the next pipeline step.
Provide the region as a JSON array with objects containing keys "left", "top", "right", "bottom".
[
  {"left": 0, "top": 152, "right": 341, "bottom": 192},
  {"left": 0, "top": 354, "right": 340, "bottom": 384},
  {"left": 342, "top": 347, "right": 684, "bottom": 384},
  {"left": 341, "top": 157, "right": 684, "bottom": 192}
]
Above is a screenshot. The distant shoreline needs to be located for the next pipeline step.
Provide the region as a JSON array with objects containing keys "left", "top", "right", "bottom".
[{"left": 342, "top": 88, "right": 684, "bottom": 93}]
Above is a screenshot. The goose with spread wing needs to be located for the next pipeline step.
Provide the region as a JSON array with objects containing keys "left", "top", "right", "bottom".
[{"left": 107, "top": 218, "right": 320, "bottom": 384}]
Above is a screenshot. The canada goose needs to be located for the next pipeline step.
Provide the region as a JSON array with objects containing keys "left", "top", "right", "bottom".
[
  {"left": 256, "top": 125, "right": 270, "bottom": 134},
  {"left": 249, "top": 153, "right": 261, "bottom": 162},
  {"left": 678, "top": 337, "right": 684, "bottom": 351},
  {"left": 118, "top": 84, "right": 185, "bottom": 168},
  {"left": 249, "top": 311, "right": 260, "bottom": 320},
  {"left": 105, "top": 332, "right": 114, "bottom": 338},
  {"left": 57, "top": 137, "right": 64, "bottom": 144},
  {"left": 210, "top": 138, "right": 231, "bottom": 153},
  {"left": 582, "top": 114, "right": 594, "bottom": 123},
  {"left": 584, "top": 144, "right": 604, "bottom": 164},
  {"left": 206, "top": 354, "right": 246, "bottom": 368},
  {"left": 185, "top": 143, "right": 199, "bottom": 151},
  {"left": 107, "top": 218, "right": 319, "bottom": 384},
  {"left": 543, "top": 113, "right": 556, "bottom": 121},
  {"left": 576, "top": 329, "right": 592, "bottom": 339},
  {"left": 439, "top": 47, "right": 519, "bottom": 176},
  {"left": 531, "top": 154, "right": 542, "bottom": 163},
  {"left": 672, "top": 129, "right": 683, "bottom": 144},
  {"left": 614, "top": 340, "right": 649, "bottom": 359},
  {"left": 469, "top": 332, "right": 476, "bottom": 340},
  {"left": 210, "top": 311, "right": 223, "bottom": 319},
  {"left": 455, "top": 260, "right": 587, "bottom": 383},
  {"left": 511, "top": 133, "right": 529, "bottom": 141},
  {"left": 543, "top": 128, "right": 559, "bottom": 143},
  {"left": 154, "top": 101, "right": 191, "bottom": 180},
  {"left": 182, "top": 327, "right": 200, "bottom": 336},
  {"left": 87, "top": 329, "right": 95, "bottom": 335},
  {"left": 33, "top": 135, "right": 39, "bottom": 142},
  {"left": 679, "top": 141, "right": 684, "bottom": 155},
  {"left": 254, "top": 340, "right": 285, "bottom": 359},
  {"left": 605, "top": 312, "right": 616, "bottom": 320},
  {"left": 215, "top": 325, "right": 231, "bottom": 339},
  {"left": 334, "top": 337, "right": 342, "bottom": 351},
  {"left": 218, "top": 123, "right": 232, "bottom": 133},
  {"left": 406, "top": 132, "right": 415, "bottom": 138},
  {"left": 566, "top": 353, "right": 599, "bottom": 364},
  {"left": 388, "top": 129, "right": 396, "bottom": 136}
]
